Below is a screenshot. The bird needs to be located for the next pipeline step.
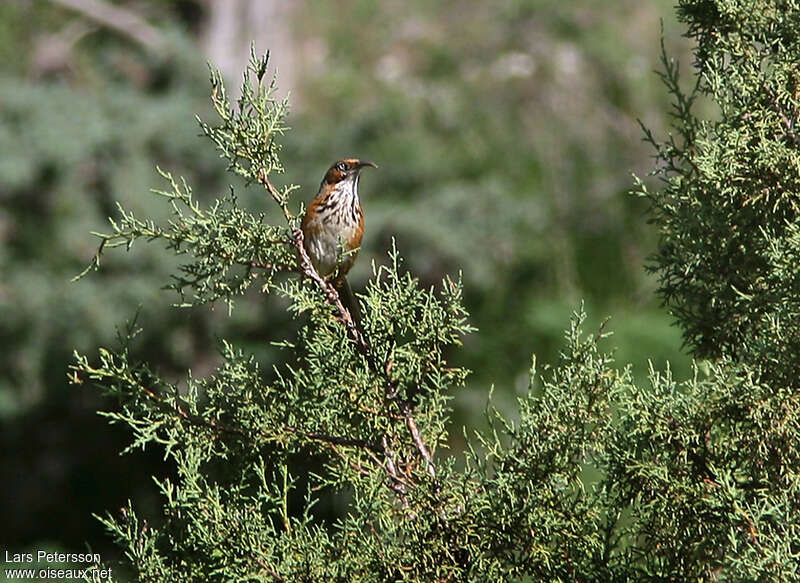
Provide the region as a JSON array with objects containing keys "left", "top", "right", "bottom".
[{"left": 301, "top": 158, "right": 377, "bottom": 324}]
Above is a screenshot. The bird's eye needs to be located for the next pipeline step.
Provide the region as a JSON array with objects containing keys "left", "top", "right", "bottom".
[{"left": 336, "top": 162, "right": 348, "bottom": 172}]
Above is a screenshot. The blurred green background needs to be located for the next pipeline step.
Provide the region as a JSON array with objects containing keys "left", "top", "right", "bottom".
[{"left": 0, "top": 0, "right": 692, "bottom": 565}]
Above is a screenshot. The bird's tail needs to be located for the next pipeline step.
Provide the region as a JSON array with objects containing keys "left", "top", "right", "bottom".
[{"left": 335, "top": 277, "right": 362, "bottom": 330}]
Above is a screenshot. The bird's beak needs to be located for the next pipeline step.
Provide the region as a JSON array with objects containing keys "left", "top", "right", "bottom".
[{"left": 358, "top": 160, "right": 378, "bottom": 169}]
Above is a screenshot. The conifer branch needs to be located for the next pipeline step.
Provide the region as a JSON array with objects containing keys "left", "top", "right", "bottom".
[{"left": 260, "top": 167, "right": 439, "bottom": 488}]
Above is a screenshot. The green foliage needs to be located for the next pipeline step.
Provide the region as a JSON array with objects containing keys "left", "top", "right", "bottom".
[
  {"left": 466, "top": 316, "right": 619, "bottom": 580},
  {"left": 607, "top": 360, "right": 800, "bottom": 580},
  {"left": 636, "top": 0, "right": 800, "bottom": 382},
  {"left": 198, "top": 48, "right": 289, "bottom": 185},
  {"left": 1, "top": 0, "right": 691, "bottom": 558},
  {"left": 628, "top": 0, "right": 800, "bottom": 578},
  {"left": 71, "top": 2, "right": 800, "bottom": 580},
  {"left": 73, "top": 52, "right": 479, "bottom": 580}
]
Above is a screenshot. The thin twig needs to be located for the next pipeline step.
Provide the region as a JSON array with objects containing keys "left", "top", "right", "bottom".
[
  {"left": 253, "top": 555, "right": 286, "bottom": 582},
  {"left": 124, "top": 373, "right": 426, "bottom": 497},
  {"left": 258, "top": 169, "right": 292, "bottom": 222},
  {"left": 328, "top": 443, "right": 374, "bottom": 479},
  {"left": 123, "top": 376, "right": 387, "bottom": 458},
  {"left": 283, "top": 425, "right": 381, "bottom": 453},
  {"left": 400, "top": 402, "right": 436, "bottom": 479},
  {"left": 246, "top": 261, "right": 297, "bottom": 273}
]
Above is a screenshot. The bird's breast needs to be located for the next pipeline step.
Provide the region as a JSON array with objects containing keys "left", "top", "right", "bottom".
[{"left": 302, "top": 189, "right": 364, "bottom": 278}]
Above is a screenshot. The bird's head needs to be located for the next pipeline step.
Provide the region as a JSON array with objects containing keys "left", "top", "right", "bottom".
[{"left": 322, "top": 158, "right": 378, "bottom": 186}]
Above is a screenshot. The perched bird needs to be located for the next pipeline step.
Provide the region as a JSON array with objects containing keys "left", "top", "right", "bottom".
[{"left": 301, "top": 158, "right": 377, "bottom": 323}]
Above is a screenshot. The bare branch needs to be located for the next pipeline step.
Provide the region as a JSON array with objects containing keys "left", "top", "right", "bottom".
[
  {"left": 258, "top": 169, "right": 293, "bottom": 223},
  {"left": 49, "top": 0, "right": 166, "bottom": 53}
]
